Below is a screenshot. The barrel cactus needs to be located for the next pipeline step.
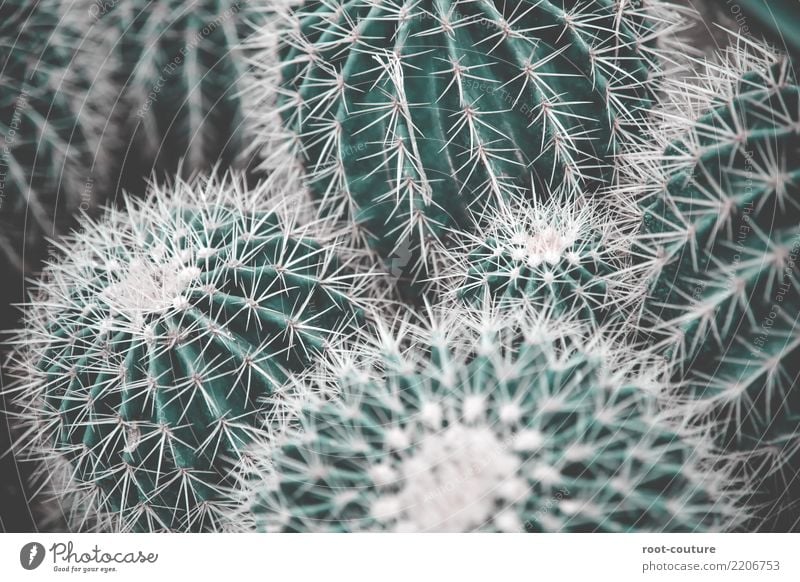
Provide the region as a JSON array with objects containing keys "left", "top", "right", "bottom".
[
  {"left": 245, "top": 0, "right": 683, "bottom": 276},
  {"left": 232, "top": 307, "right": 746, "bottom": 532},
  {"left": 4, "top": 173, "right": 376, "bottom": 532},
  {"left": 0, "top": 0, "right": 101, "bottom": 272},
  {"left": 67, "top": 0, "right": 254, "bottom": 195},
  {"left": 436, "top": 193, "right": 642, "bottom": 322},
  {"left": 630, "top": 46, "right": 800, "bottom": 527},
  {"left": 710, "top": 0, "right": 800, "bottom": 56}
]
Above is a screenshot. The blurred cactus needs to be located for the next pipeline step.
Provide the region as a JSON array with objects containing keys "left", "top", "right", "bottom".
[
  {"left": 231, "top": 307, "right": 746, "bottom": 532},
  {"left": 67, "top": 0, "right": 255, "bottom": 196},
  {"left": 0, "top": 0, "right": 104, "bottom": 272},
  {"left": 624, "top": 43, "right": 800, "bottom": 528}
]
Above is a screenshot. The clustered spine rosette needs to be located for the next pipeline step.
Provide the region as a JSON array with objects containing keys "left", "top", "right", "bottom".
[
  {"left": 244, "top": 0, "right": 683, "bottom": 278},
  {"left": 624, "top": 45, "right": 800, "bottom": 526},
  {"left": 5, "top": 173, "right": 379, "bottom": 532},
  {"left": 0, "top": 0, "right": 104, "bottom": 272},
  {"left": 229, "top": 308, "right": 747, "bottom": 532},
  {"left": 435, "top": 192, "right": 643, "bottom": 323}
]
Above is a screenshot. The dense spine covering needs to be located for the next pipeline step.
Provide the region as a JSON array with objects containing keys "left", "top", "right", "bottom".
[
  {"left": 231, "top": 307, "right": 746, "bottom": 532},
  {"left": 435, "top": 193, "right": 642, "bottom": 322},
  {"left": 0, "top": 0, "right": 101, "bottom": 272},
  {"left": 245, "top": 0, "right": 682, "bottom": 277},
  {"left": 625, "top": 44, "right": 800, "bottom": 527},
  {"left": 4, "top": 173, "right": 377, "bottom": 532},
  {"left": 69, "top": 0, "right": 254, "bottom": 195}
]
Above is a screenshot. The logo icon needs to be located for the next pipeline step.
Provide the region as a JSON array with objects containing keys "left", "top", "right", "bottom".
[{"left": 20, "top": 542, "right": 45, "bottom": 570}]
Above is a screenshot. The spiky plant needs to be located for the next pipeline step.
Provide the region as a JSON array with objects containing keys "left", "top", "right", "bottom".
[
  {"left": 229, "top": 305, "right": 746, "bottom": 533},
  {"left": 710, "top": 0, "right": 800, "bottom": 56},
  {"left": 623, "top": 43, "right": 800, "bottom": 528},
  {"left": 3, "top": 172, "right": 380, "bottom": 532},
  {"left": 65, "top": 0, "right": 255, "bottom": 195},
  {"left": 0, "top": 0, "right": 103, "bottom": 272},
  {"left": 244, "top": 0, "right": 685, "bottom": 279},
  {"left": 434, "top": 192, "right": 643, "bottom": 322}
]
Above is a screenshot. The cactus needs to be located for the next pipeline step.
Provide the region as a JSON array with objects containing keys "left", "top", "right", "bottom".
[
  {"left": 4, "top": 173, "right": 377, "bottom": 532},
  {"left": 67, "top": 0, "right": 254, "bottom": 196},
  {"left": 0, "top": 0, "right": 102, "bottom": 272},
  {"left": 627, "top": 45, "right": 800, "bottom": 528},
  {"left": 232, "top": 307, "right": 746, "bottom": 532},
  {"left": 711, "top": 0, "right": 800, "bottom": 56},
  {"left": 435, "top": 193, "right": 642, "bottom": 322},
  {"left": 245, "top": 0, "right": 683, "bottom": 277}
]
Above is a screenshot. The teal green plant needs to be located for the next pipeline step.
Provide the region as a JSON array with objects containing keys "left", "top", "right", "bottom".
[
  {"left": 630, "top": 47, "right": 800, "bottom": 526},
  {"left": 713, "top": 0, "right": 800, "bottom": 56},
  {"left": 69, "top": 0, "right": 253, "bottom": 195},
  {"left": 245, "top": 0, "right": 683, "bottom": 276},
  {"left": 232, "top": 308, "right": 746, "bottom": 532},
  {"left": 437, "top": 193, "right": 641, "bottom": 322},
  {"left": 5, "top": 173, "right": 376, "bottom": 532},
  {"left": 0, "top": 0, "right": 101, "bottom": 272}
]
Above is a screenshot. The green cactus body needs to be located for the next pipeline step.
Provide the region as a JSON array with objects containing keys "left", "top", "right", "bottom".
[
  {"left": 249, "top": 0, "right": 673, "bottom": 273},
  {"left": 0, "top": 1, "right": 99, "bottom": 272},
  {"left": 443, "top": 196, "right": 637, "bottom": 321},
  {"left": 74, "top": 0, "right": 252, "bottom": 195},
  {"left": 637, "top": 58, "right": 800, "bottom": 526},
  {"left": 8, "top": 176, "right": 370, "bottom": 531},
  {"left": 239, "top": 311, "right": 744, "bottom": 532},
  {"left": 714, "top": 0, "right": 800, "bottom": 56}
]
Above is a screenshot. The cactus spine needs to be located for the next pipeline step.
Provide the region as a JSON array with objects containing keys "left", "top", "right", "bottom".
[
  {"left": 232, "top": 308, "right": 746, "bottom": 532},
  {"left": 5, "top": 173, "right": 376, "bottom": 532},
  {"left": 436, "top": 193, "right": 642, "bottom": 322},
  {"left": 245, "top": 0, "right": 682, "bottom": 277},
  {"left": 68, "top": 0, "right": 254, "bottom": 195},
  {"left": 0, "top": 0, "right": 102, "bottom": 272},
  {"left": 628, "top": 45, "right": 800, "bottom": 527}
]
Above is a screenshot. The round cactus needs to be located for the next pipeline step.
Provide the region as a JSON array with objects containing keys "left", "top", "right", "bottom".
[
  {"left": 4, "top": 173, "right": 377, "bottom": 532},
  {"left": 232, "top": 307, "right": 746, "bottom": 533},
  {"left": 66, "top": 0, "right": 254, "bottom": 195},
  {"left": 626, "top": 46, "right": 800, "bottom": 528},
  {"left": 245, "top": 0, "right": 682, "bottom": 276},
  {"left": 710, "top": 0, "right": 800, "bottom": 56},
  {"left": 436, "top": 193, "right": 642, "bottom": 322},
  {"left": 0, "top": 0, "right": 101, "bottom": 272}
]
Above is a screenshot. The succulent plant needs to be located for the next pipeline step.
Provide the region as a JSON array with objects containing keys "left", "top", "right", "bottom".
[
  {"left": 67, "top": 0, "right": 254, "bottom": 196},
  {"left": 4, "top": 172, "right": 378, "bottom": 532},
  {"left": 231, "top": 306, "right": 746, "bottom": 533},
  {"left": 245, "top": 0, "right": 683, "bottom": 278},
  {"left": 626, "top": 45, "right": 800, "bottom": 528},
  {"left": 435, "top": 193, "right": 642, "bottom": 322},
  {"left": 711, "top": 0, "right": 800, "bottom": 56},
  {"left": 0, "top": 0, "right": 102, "bottom": 272}
]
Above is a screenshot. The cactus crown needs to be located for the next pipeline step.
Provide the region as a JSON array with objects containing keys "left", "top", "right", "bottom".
[
  {"left": 232, "top": 306, "right": 746, "bottom": 533},
  {"left": 5, "top": 173, "right": 376, "bottom": 532},
  {"left": 245, "top": 0, "right": 683, "bottom": 275},
  {"left": 434, "top": 192, "right": 642, "bottom": 322}
]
